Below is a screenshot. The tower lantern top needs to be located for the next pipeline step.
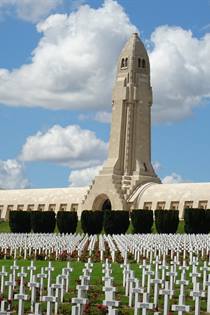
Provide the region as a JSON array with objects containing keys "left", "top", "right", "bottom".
[{"left": 117, "top": 32, "right": 150, "bottom": 77}]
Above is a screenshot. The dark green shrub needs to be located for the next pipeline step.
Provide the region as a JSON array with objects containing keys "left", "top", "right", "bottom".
[
  {"left": 9, "top": 211, "right": 31, "bottom": 233},
  {"left": 184, "top": 208, "right": 206, "bottom": 234},
  {"left": 81, "top": 210, "right": 103, "bottom": 235},
  {"left": 131, "top": 210, "right": 153, "bottom": 233},
  {"left": 57, "top": 211, "right": 78, "bottom": 234},
  {"left": 205, "top": 209, "right": 210, "bottom": 233},
  {"left": 155, "top": 210, "right": 179, "bottom": 234},
  {"left": 31, "top": 211, "right": 56, "bottom": 233},
  {"left": 103, "top": 210, "right": 129, "bottom": 235}
]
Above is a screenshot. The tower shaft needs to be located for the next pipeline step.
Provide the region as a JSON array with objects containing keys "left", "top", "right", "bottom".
[{"left": 81, "top": 33, "right": 160, "bottom": 211}]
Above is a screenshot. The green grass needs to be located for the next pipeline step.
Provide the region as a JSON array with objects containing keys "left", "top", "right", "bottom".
[
  {"left": 0, "top": 220, "right": 185, "bottom": 234},
  {"left": 0, "top": 259, "right": 208, "bottom": 314},
  {"left": 0, "top": 221, "right": 11, "bottom": 233}
]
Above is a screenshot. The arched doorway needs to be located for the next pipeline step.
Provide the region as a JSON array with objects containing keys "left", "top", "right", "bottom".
[
  {"left": 102, "top": 199, "right": 112, "bottom": 211},
  {"left": 92, "top": 194, "right": 112, "bottom": 211}
]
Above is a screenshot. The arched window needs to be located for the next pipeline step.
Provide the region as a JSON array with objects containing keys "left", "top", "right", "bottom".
[
  {"left": 124, "top": 58, "right": 128, "bottom": 67},
  {"left": 142, "top": 59, "right": 146, "bottom": 68},
  {"left": 121, "top": 58, "right": 125, "bottom": 68},
  {"left": 138, "top": 58, "right": 141, "bottom": 67}
]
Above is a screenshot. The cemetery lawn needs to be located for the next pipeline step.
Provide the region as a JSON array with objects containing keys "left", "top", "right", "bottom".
[
  {"left": 0, "top": 220, "right": 185, "bottom": 233},
  {"left": 0, "top": 259, "right": 208, "bottom": 314},
  {"left": 0, "top": 259, "right": 135, "bottom": 314}
]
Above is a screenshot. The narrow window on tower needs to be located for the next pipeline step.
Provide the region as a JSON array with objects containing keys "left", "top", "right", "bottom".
[
  {"left": 121, "top": 58, "right": 125, "bottom": 68},
  {"left": 124, "top": 58, "right": 128, "bottom": 67},
  {"left": 142, "top": 59, "right": 146, "bottom": 68},
  {"left": 138, "top": 58, "right": 141, "bottom": 67}
]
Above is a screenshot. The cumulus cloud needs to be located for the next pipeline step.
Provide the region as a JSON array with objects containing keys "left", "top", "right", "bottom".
[
  {"left": 79, "top": 111, "right": 111, "bottom": 124},
  {"left": 20, "top": 124, "right": 108, "bottom": 169},
  {"left": 152, "top": 161, "right": 161, "bottom": 173},
  {"left": 0, "top": 0, "right": 62, "bottom": 22},
  {"left": 0, "top": 159, "right": 29, "bottom": 189},
  {"left": 0, "top": 1, "right": 209, "bottom": 123},
  {"left": 0, "top": 0, "right": 136, "bottom": 109},
  {"left": 94, "top": 111, "right": 112, "bottom": 123},
  {"left": 162, "top": 172, "right": 189, "bottom": 184},
  {"left": 69, "top": 165, "right": 102, "bottom": 187},
  {"left": 150, "top": 26, "right": 210, "bottom": 122}
]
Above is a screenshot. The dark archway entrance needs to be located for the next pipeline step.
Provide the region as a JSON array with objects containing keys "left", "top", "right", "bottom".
[
  {"left": 102, "top": 199, "right": 112, "bottom": 211},
  {"left": 92, "top": 194, "right": 112, "bottom": 211}
]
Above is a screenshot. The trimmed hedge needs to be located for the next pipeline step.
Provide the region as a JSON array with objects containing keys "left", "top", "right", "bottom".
[
  {"left": 155, "top": 210, "right": 179, "bottom": 234},
  {"left": 184, "top": 208, "right": 206, "bottom": 234},
  {"left": 9, "top": 211, "right": 31, "bottom": 233},
  {"left": 81, "top": 210, "right": 103, "bottom": 235},
  {"left": 57, "top": 211, "right": 78, "bottom": 234},
  {"left": 206, "top": 209, "right": 210, "bottom": 233},
  {"left": 31, "top": 211, "right": 56, "bottom": 233},
  {"left": 104, "top": 210, "right": 129, "bottom": 235},
  {"left": 131, "top": 210, "right": 153, "bottom": 233}
]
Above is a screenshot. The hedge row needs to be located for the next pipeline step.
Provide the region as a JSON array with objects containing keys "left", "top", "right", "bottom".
[
  {"left": 9, "top": 211, "right": 77, "bottom": 234},
  {"left": 81, "top": 211, "right": 103, "bottom": 235},
  {"left": 155, "top": 210, "right": 179, "bottom": 234},
  {"left": 131, "top": 210, "right": 153, "bottom": 233},
  {"left": 81, "top": 210, "right": 129, "bottom": 235},
  {"left": 184, "top": 208, "right": 210, "bottom": 234},
  {"left": 9, "top": 208, "right": 210, "bottom": 234}
]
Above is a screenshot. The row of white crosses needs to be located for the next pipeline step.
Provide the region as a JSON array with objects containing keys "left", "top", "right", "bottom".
[
  {"left": 0, "top": 260, "right": 73, "bottom": 315},
  {"left": 124, "top": 234, "right": 210, "bottom": 262},
  {"left": 103, "top": 235, "right": 117, "bottom": 262},
  {"left": 87, "top": 235, "right": 97, "bottom": 256},
  {"left": 121, "top": 261, "right": 155, "bottom": 315},
  {"left": 0, "top": 233, "right": 84, "bottom": 260},
  {"left": 0, "top": 233, "right": 210, "bottom": 262},
  {"left": 71, "top": 258, "right": 93, "bottom": 315},
  {"left": 102, "top": 259, "right": 119, "bottom": 315},
  {"left": 76, "top": 235, "right": 89, "bottom": 261},
  {"left": 119, "top": 252, "right": 210, "bottom": 315},
  {"left": 99, "top": 235, "right": 105, "bottom": 261}
]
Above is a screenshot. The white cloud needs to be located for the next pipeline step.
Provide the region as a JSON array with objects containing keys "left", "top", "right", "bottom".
[
  {"left": 20, "top": 124, "right": 108, "bottom": 169},
  {"left": 152, "top": 161, "right": 161, "bottom": 173},
  {"left": 0, "top": 159, "right": 29, "bottom": 189},
  {"left": 94, "top": 111, "right": 112, "bottom": 123},
  {"left": 162, "top": 172, "right": 189, "bottom": 184},
  {"left": 0, "top": 0, "right": 62, "bottom": 22},
  {"left": 79, "top": 111, "right": 111, "bottom": 124},
  {"left": 0, "top": 2, "right": 209, "bottom": 123},
  {"left": 69, "top": 165, "right": 102, "bottom": 187},
  {"left": 0, "top": 0, "right": 136, "bottom": 109},
  {"left": 150, "top": 26, "right": 210, "bottom": 122}
]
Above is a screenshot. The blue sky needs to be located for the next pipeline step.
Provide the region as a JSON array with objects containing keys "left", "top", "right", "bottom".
[{"left": 0, "top": 0, "right": 210, "bottom": 189}]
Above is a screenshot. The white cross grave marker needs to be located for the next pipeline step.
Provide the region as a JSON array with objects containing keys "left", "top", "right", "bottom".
[
  {"left": 135, "top": 292, "right": 154, "bottom": 315},
  {"left": 172, "top": 295, "right": 190, "bottom": 315},
  {"left": 190, "top": 282, "right": 205, "bottom": 315},
  {"left": 28, "top": 274, "right": 40, "bottom": 313},
  {"left": 159, "top": 281, "right": 174, "bottom": 315},
  {"left": 0, "top": 266, "right": 7, "bottom": 295},
  {"left": 42, "top": 287, "right": 57, "bottom": 315}
]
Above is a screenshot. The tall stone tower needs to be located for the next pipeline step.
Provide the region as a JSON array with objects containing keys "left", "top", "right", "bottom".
[{"left": 81, "top": 33, "right": 160, "bottom": 211}]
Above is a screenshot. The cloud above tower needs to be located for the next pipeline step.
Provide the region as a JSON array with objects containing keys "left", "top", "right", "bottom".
[
  {"left": 150, "top": 26, "right": 210, "bottom": 122},
  {"left": 0, "top": 0, "right": 209, "bottom": 123},
  {"left": 0, "top": 0, "right": 63, "bottom": 23},
  {"left": 0, "top": 0, "right": 137, "bottom": 109}
]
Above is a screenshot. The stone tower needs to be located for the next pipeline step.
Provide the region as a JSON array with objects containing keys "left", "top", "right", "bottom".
[{"left": 81, "top": 33, "right": 160, "bottom": 211}]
